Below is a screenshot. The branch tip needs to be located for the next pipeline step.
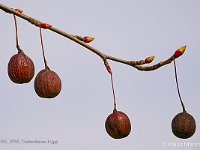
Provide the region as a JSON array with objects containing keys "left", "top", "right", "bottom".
[{"left": 173, "top": 45, "right": 186, "bottom": 59}]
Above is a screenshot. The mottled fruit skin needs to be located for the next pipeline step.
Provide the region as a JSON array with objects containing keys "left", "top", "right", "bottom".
[
  {"left": 171, "top": 111, "right": 196, "bottom": 139},
  {"left": 34, "top": 68, "right": 62, "bottom": 98},
  {"left": 8, "top": 51, "right": 35, "bottom": 84},
  {"left": 105, "top": 109, "right": 131, "bottom": 139}
]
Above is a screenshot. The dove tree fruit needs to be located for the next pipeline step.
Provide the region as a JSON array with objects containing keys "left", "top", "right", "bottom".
[
  {"left": 34, "top": 67, "right": 61, "bottom": 98},
  {"left": 171, "top": 111, "right": 196, "bottom": 139},
  {"left": 104, "top": 61, "right": 131, "bottom": 139},
  {"left": 105, "top": 109, "right": 131, "bottom": 139},
  {"left": 170, "top": 59, "right": 196, "bottom": 139},
  {"left": 8, "top": 50, "right": 35, "bottom": 84}
]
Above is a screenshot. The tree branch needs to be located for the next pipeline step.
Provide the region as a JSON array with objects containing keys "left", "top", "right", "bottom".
[{"left": 0, "top": 3, "right": 185, "bottom": 71}]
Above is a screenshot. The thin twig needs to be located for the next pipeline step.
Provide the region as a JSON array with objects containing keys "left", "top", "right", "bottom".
[{"left": 0, "top": 3, "right": 184, "bottom": 71}]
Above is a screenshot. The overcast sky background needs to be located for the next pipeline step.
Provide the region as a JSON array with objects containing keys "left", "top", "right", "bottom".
[{"left": 0, "top": 1, "right": 199, "bottom": 150}]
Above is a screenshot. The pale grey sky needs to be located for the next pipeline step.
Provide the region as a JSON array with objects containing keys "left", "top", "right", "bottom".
[{"left": 0, "top": 1, "right": 199, "bottom": 150}]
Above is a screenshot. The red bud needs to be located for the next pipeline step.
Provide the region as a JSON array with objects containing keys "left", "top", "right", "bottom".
[
  {"left": 106, "top": 66, "right": 112, "bottom": 75},
  {"left": 15, "top": 9, "right": 23, "bottom": 13},
  {"left": 83, "top": 36, "right": 94, "bottom": 43},
  {"left": 39, "top": 23, "right": 52, "bottom": 29},
  {"left": 173, "top": 46, "right": 186, "bottom": 58},
  {"left": 104, "top": 61, "right": 112, "bottom": 75}
]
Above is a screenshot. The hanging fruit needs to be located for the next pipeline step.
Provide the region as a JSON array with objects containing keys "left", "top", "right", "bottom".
[
  {"left": 104, "top": 60, "right": 131, "bottom": 139},
  {"left": 8, "top": 50, "right": 34, "bottom": 84},
  {"left": 105, "top": 109, "right": 131, "bottom": 139},
  {"left": 8, "top": 14, "right": 35, "bottom": 84},
  {"left": 34, "top": 27, "right": 62, "bottom": 98},
  {"left": 34, "top": 67, "right": 61, "bottom": 98},
  {"left": 171, "top": 111, "right": 196, "bottom": 139},
  {"left": 171, "top": 58, "right": 196, "bottom": 139}
]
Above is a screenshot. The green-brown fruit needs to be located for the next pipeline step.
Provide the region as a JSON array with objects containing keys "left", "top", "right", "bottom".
[
  {"left": 34, "top": 68, "right": 61, "bottom": 98},
  {"left": 171, "top": 111, "right": 196, "bottom": 139},
  {"left": 105, "top": 109, "right": 131, "bottom": 139},
  {"left": 8, "top": 51, "right": 35, "bottom": 84}
]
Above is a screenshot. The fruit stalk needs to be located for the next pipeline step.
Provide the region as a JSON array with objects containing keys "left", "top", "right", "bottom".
[
  {"left": 104, "top": 60, "right": 117, "bottom": 111},
  {"left": 111, "top": 74, "right": 117, "bottom": 111},
  {"left": 173, "top": 59, "right": 186, "bottom": 112},
  {"left": 39, "top": 27, "right": 48, "bottom": 69},
  {"left": 13, "top": 14, "right": 21, "bottom": 51}
]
